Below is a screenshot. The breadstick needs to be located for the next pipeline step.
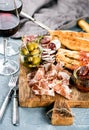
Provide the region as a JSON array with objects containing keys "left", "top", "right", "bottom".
[{"left": 77, "top": 19, "right": 89, "bottom": 33}]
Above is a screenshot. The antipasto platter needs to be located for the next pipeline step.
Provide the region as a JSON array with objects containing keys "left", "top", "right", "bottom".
[{"left": 19, "top": 29, "right": 89, "bottom": 126}]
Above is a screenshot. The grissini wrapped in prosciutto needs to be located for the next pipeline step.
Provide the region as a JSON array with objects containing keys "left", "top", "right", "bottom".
[{"left": 49, "top": 30, "right": 89, "bottom": 52}]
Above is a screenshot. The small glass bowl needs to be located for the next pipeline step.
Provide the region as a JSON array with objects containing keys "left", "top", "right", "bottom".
[
  {"left": 73, "top": 66, "right": 89, "bottom": 92},
  {"left": 20, "top": 43, "right": 42, "bottom": 68}
]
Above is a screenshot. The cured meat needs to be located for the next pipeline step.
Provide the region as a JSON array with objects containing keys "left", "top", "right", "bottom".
[
  {"left": 49, "top": 30, "right": 89, "bottom": 52},
  {"left": 27, "top": 63, "right": 72, "bottom": 99}
]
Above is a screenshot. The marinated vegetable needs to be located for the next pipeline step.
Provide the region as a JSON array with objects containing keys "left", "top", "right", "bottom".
[
  {"left": 20, "top": 46, "right": 29, "bottom": 56},
  {"left": 32, "top": 56, "right": 41, "bottom": 65},
  {"left": 20, "top": 37, "right": 42, "bottom": 68},
  {"left": 27, "top": 42, "right": 38, "bottom": 51},
  {"left": 31, "top": 48, "right": 40, "bottom": 55},
  {"left": 73, "top": 65, "right": 89, "bottom": 92}
]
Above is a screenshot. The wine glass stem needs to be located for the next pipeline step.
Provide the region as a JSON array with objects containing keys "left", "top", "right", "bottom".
[{"left": 3, "top": 38, "right": 8, "bottom": 65}]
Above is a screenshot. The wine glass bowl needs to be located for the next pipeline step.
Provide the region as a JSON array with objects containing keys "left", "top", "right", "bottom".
[
  {"left": 0, "top": 0, "right": 23, "bottom": 56},
  {"left": 0, "top": 0, "right": 22, "bottom": 14},
  {"left": 0, "top": 13, "right": 19, "bottom": 37}
]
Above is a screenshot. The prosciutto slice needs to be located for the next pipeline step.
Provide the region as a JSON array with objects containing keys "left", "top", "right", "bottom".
[{"left": 27, "top": 63, "right": 72, "bottom": 99}]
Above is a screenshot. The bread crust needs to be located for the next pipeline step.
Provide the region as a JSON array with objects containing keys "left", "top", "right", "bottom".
[{"left": 49, "top": 30, "right": 89, "bottom": 52}]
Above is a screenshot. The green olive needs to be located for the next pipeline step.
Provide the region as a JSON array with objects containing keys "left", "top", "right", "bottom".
[
  {"left": 32, "top": 56, "right": 41, "bottom": 65},
  {"left": 31, "top": 49, "right": 40, "bottom": 56},
  {"left": 33, "top": 42, "right": 38, "bottom": 49},
  {"left": 27, "top": 56, "right": 33, "bottom": 62},
  {"left": 20, "top": 47, "right": 29, "bottom": 56},
  {"left": 28, "top": 64, "right": 37, "bottom": 68},
  {"left": 26, "top": 42, "right": 35, "bottom": 51}
]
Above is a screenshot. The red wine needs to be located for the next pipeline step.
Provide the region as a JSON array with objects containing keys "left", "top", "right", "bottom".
[
  {"left": 0, "top": 0, "right": 22, "bottom": 14},
  {"left": 0, "top": 13, "right": 19, "bottom": 37}
]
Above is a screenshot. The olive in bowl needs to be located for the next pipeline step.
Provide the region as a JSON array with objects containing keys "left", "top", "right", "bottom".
[
  {"left": 20, "top": 42, "right": 42, "bottom": 68},
  {"left": 73, "top": 66, "right": 89, "bottom": 92}
]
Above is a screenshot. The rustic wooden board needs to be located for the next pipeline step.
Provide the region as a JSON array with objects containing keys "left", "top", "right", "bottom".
[{"left": 19, "top": 63, "right": 89, "bottom": 125}]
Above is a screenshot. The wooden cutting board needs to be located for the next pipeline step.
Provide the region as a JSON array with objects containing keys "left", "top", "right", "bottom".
[{"left": 19, "top": 63, "right": 89, "bottom": 125}]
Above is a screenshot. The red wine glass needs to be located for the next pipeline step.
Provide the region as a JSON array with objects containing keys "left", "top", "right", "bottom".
[
  {"left": 0, "top": 0, "right": 23, "bottom": 56},
  {"left": 0, "top": 1, "right": 20, "bottom": 75}
]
